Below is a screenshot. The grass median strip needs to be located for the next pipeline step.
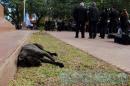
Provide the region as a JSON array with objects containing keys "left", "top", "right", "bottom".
[{"left": 9, "top": 32, "right": 130, "bottom": 86}]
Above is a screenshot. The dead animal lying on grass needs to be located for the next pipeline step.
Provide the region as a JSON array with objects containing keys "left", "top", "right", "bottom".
[{"left": 17, "top": 43, "right": 64, "bottom": 68}]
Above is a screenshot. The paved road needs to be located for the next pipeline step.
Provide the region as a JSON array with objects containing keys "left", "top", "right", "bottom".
[{"left": 48, "top": 31, "right": 130, "bottom": 73}]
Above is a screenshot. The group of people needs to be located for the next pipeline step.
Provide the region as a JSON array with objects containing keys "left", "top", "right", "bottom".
[
  {"left": 73, "top": 2, "right": 129, "bottom": 39},
  {"left": 45, "top": 19, "right": 75, "bottom": 31}
]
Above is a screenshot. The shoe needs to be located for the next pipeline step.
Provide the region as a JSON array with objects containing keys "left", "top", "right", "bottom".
[
  {"left": 81, "top": 36, "right": 85, "bottom": 38},
  {"left": 88, "top": 37, "right": 92, "bottom": 39},
  {"left": 93, "top": 36, "right": 96, "bottom": 39},
  {"left": 75, "top": 36, "right": 78, "bottom": 38},
  {"left": 101, "top": 37, "right": 105, "bottom": 39}
]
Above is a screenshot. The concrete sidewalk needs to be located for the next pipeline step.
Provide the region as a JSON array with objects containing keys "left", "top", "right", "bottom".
[
  {"left": 0, "top": 31, "right": 32, "bottom": 64},
  {"left": 48, "top": 31, "right": 130, "bottom": 73},
  {"left": 0, "top": 30, "right": 33, "bottom": 86}
]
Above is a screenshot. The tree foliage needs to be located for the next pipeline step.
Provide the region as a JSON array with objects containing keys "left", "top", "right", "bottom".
[
  {"left": 0, "top": 0, "right": 23, "bottom": 29},
  {"left": 1, "top": 0, "right": 130, "bottom": 27},
  {"left": 26, "top": 0, "right": 48, "bottom": 25}
]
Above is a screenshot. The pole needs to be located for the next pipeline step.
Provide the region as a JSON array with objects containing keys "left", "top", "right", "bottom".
[
  {"left": 22, "top": 0, "right": 26, "bottom": 29},
  {"left": 23, "top": 0, "right": 26, "bottom": 23}
]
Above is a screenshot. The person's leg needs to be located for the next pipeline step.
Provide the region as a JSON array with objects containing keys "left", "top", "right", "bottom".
[
  {"left": 122, "top": 23, "right": 127, "bottom": 33},
  {"left": 100, "top": 22, "right": 106, "bottom": 38},
  {"left": 93, "top": 22, "right": 97, "bottom": 39},
  {"left": 113, "top": 21, "right": 118, "bottom": 33},
  {"left": 100, "top": 22, "right": 103, "bottom": 38},
  {"left": 75, "top": 22, "right": 80, "bottom": 38},
  {"left": 107, "top": 21, "right": 114, "bottom": 38},
  {"left": 109, "top": 21, "right": 113, "bottom": 33},
  {"left": 102, "top": 25, "right": 106, "bottom": 38},
  {"left": 124, "top": 23, "right": 129, "bottom": 34},
  {"left": 89, "top": 21, "right": 93, "bottom": 38},
  {"left": 120, "top": 22, "right": 123, "bottom": 32},
  {"left": 81, "top": 23, "right": 85, "bottom": 38}
]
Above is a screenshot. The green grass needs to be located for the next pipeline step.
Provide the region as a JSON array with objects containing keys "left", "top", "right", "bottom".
[{"left": 9, "top": 32, "right": 130, "bottom": 86}]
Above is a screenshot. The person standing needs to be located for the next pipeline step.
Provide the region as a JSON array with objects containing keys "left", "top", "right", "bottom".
[
  {"left": 120, "top": 9, "right": 129, "bottom": 34},
  {"left": 108, "top": 7, "right": 120, "bottom": 34},
  {"left": 73, "top": 2, "right": 88, "bottom": 38},
  {"left": 99, "top": 8, "right": 109, "bottom": 38},
  {"left": 88, "top": 2, "right": 99, "bottom": 39}
]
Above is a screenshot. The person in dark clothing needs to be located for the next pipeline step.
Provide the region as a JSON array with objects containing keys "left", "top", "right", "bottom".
[
  {"left": 45, "top": 20, "right": 51, "bottom": 31},
  {"left": 88, "top": 2, "right": 99, "bottom": 39},
  {"left": 61, "top": 20, "right": 65, "bottom": 31},
  {"left": 108, "top": 8, "right": 120, "bottom": 34},
  {"left": 73, "top": 2, "right": 88, "bottom": 38},
  {"left": 57, "top": 19, "right": 62, "bottom": 31},
  {"left": 120, "top": 9, "right": 129, "bottom": 34},
  {"left": 99, "top": 8, "right": 109, "bottom": 38}
]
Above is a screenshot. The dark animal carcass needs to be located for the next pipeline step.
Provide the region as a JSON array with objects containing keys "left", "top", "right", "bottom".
[{"left": 17, "top": 43, "right": 64, "bottom": 68}]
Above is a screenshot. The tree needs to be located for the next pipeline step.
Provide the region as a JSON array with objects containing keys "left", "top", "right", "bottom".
[
  {"left": 26, "top": 0, "right": 80, "bottom": 25},
  {"left": 46, "top": 0, "right": 80, "bottom": 19},
  {"left": 2, "top": 0, "right": 130, "bottom": 29},
  {"left": 26, "top": 0, "right": 47, "bottom": 26},
  {"left": 0, "top": 0, "right": 23, "bottom": 29}
]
